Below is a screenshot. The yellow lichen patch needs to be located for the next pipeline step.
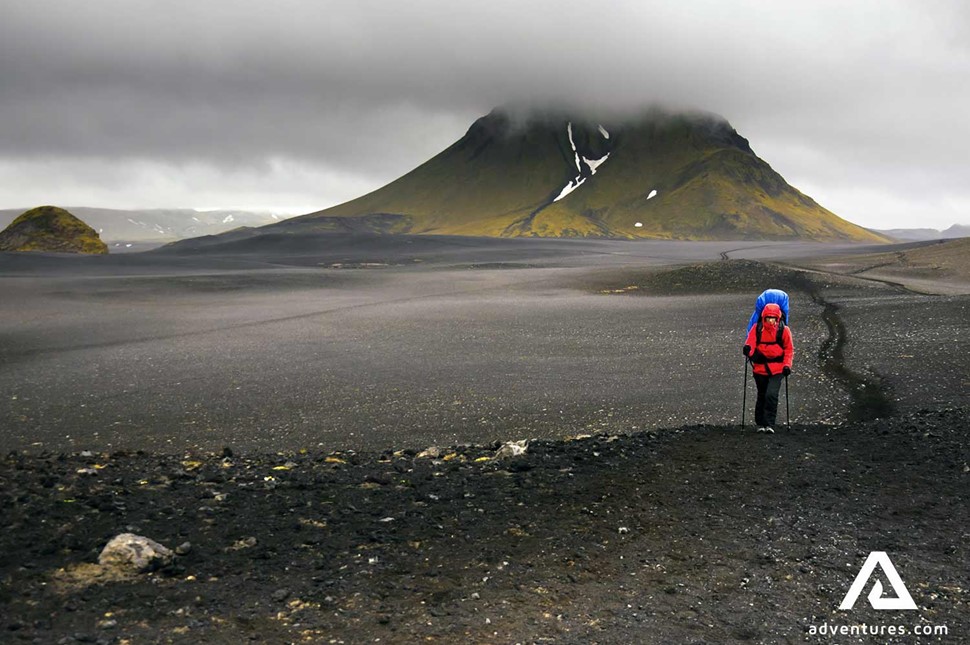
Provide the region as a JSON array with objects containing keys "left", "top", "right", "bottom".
[
  {"left": 299, "top": 518, "right": 327, "bottom": 529},
  {"left": 324, "top": 456, "right": 347, "bottom": 464},
  {"left": 180, "top": 460, "right": 203, "bottom": 471},
  {"left": 271, "top": 598, "right": 321, "bottom": 625},
  {"left": 600, "top": 285, "right": 639, "bottom": 294},
  {"left": 50, "top": 563, "right": 136, "bottom": 592},
  {"left": 298, "top": 629, "right": 328, "bottom": 642},
  {"left": 227, "top": 537, "right": 258, "bottom": 551}
]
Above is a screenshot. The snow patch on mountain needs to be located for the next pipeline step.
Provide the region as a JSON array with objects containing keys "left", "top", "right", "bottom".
[
  {"left": 648, "top": 189, "right": 658, "bottom": 199},
  {"left": 584, "top": 153, "right": 610, "bottom": 174},
  {"left": 554, "top": 177, "right": 587, "bottom": 202},
  {"left": 223, "top": 215, "right": 235, "bottom": 224},
  {"left": 567, "top": 123, "right": 582, "bottom": 173},
  {"left": 554, "top": 122, "right": 611, "bottom": 203}
]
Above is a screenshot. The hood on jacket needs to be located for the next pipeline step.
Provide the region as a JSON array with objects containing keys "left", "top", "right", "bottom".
[{"left": 762, "top": 303, "right": 783, "bottom": 322}]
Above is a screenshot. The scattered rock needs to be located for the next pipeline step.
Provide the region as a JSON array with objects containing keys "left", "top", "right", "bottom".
[
  {"left": 416, "top": 446, "right": 442, "bottom": 459},
  {"left": 2, "top": 406, "right": 968, "bottom": 643},
  {"left": 228, "top": 536, "right": 258, "bottom": 551},
  {"left": 494, "top": 440, "right": 529, "bottom": 459},
  {"left": 98, "top": 533, "right": 174, "bottom": 573}
]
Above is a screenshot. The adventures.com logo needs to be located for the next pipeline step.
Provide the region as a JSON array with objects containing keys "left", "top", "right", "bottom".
[
  {"left": 839, "top": 551, "right": 917, "bottom": 611},
  {"left": 807, "top": 551, "right": 950, "bottom": 639}
]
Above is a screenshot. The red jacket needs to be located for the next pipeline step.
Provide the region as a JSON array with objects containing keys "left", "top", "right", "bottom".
[{"left": 743, "top": 303, "right": 794, "bottom": 376}]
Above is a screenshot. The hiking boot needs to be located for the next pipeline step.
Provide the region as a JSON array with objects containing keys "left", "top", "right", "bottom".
[
  {"left": 756, "top": 427, "right": 765, "bottom": 433},
  {"left": 762, "top": 426, "right": 775, "bottom": 434}
]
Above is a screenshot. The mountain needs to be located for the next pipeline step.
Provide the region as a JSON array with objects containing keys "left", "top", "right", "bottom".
[
  {"left": 0, "top": 207, "right": 287, "bottom": 245},
  {"left": 871, "top": 223, "right": 970, "bottom": 242},
  {"left": 870, "top": 227, "right": 946, "bottom": 242},
  {"left": 0, "top": 205, "right": 108, "bottom": 254},
  {"left": 941, "top": 224, "right": 970, "bottom": 239},
  {"left": 279, "top": 108, "right": 887, "bottom": 242}
]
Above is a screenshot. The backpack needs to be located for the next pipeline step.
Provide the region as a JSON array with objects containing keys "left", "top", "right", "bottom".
[{"left": 747, "top": 289, "right": 790, "bottom": 332}]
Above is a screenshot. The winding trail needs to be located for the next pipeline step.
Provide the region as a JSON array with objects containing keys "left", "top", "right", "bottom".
[
  {"left": 722, "top": 250, "right": 896, "bottom": 421},
  {"left": 804, "top": 283, "right": 895, "bottom": 421}
]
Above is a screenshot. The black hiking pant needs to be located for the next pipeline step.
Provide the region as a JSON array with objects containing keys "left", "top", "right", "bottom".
[{"left": 753, "top": 373, "right": 783, "bottom": 428}]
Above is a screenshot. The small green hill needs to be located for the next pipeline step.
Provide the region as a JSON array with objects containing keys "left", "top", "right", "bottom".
[
  {"left": 281, "top": 108, "right": 887, "bottom": 242},
  {"left": 0, "top": 206, "right": 108, "bottom": 254}
]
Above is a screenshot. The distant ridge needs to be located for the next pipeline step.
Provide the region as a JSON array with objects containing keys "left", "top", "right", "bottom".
[
  {"left": 279, "top": 107, "right": 886, "bottom": 242},
  {"left": 0, "top": 207, "right": 285, "bottom": 245},
  {"left": 872, "top": 223, "right": 970, "bottom": 242}
]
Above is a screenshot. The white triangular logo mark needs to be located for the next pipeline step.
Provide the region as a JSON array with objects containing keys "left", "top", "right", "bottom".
[{"left": 839, "top": 551, "right": 918, "bottom": 610}]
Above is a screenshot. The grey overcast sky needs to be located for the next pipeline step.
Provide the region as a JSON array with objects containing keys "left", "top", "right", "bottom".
[{"left": 1, "top": 1, "right": 968, "bottom": 229}]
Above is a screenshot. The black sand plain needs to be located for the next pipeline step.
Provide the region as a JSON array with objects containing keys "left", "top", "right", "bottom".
[{"left": 1, "top": 235, "right": 967, "bottom": 644}]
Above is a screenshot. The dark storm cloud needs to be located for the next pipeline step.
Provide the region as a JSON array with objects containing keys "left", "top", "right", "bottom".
[{"left": 1, "top": 0, "right": 968, "bottom": 226}]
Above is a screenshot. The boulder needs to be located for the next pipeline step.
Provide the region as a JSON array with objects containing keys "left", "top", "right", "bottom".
[{"left": 98, "top": 533, "right": 174, "bottom": 573}]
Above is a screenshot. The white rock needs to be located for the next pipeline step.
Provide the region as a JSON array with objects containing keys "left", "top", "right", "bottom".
[
  {"left": 494, "top": 439, "right": 529, "bottom": 459},
  {"left": 98, "top": 533, "right": 174, "bottom": 573}
]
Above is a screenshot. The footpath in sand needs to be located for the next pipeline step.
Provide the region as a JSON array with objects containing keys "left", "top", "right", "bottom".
[{"left": 1, "top": 257, "right": 968, "bottom": 644}]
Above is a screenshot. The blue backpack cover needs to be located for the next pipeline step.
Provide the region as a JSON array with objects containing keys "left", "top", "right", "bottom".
[{"left": 747, "top": 289, "right": 790, "bottom": 331}]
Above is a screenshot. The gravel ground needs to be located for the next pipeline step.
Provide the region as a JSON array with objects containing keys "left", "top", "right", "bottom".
[
  {"left": 1, "top": 238, "right": 968, "bottom": 643},
  {"left": 1, "top": 409, "right": 967, "bottom": 644},
  {"left": 832, "top": 292, "right": 970, "bottom": 412}
]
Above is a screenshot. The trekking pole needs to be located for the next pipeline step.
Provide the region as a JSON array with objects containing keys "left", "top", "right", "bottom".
[
  {"left": 741, "top": 359, "right": 749, "bottom": 428},
  {"left": 785, "top": 373, "right": 791, "bottom": 430}
]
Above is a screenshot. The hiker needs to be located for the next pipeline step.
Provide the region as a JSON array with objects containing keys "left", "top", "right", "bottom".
[
  {"left": 742, "top": 303, "right": 794, "bottom": 433},
  {"left": 747, "top": 288, "right": 789, "bottom": 331}
]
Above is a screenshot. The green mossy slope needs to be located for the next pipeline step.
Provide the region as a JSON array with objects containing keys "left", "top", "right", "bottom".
[
  {"left": 0, "top": 206, "right": 109, "bottom": 254},
  {"left": 283, "top": 108, "right": 887, "bottom": 242}
]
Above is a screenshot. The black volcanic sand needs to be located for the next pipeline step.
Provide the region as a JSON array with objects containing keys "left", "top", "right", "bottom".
[
  {"left": 0, "top": 243, "right": 927, "bottom": 454},
  {"left": 1, "top": 410, "right": 967, "bottom": 644},
  {"left": 1, "top": 239, "right": 969, "bottom": 643}
]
